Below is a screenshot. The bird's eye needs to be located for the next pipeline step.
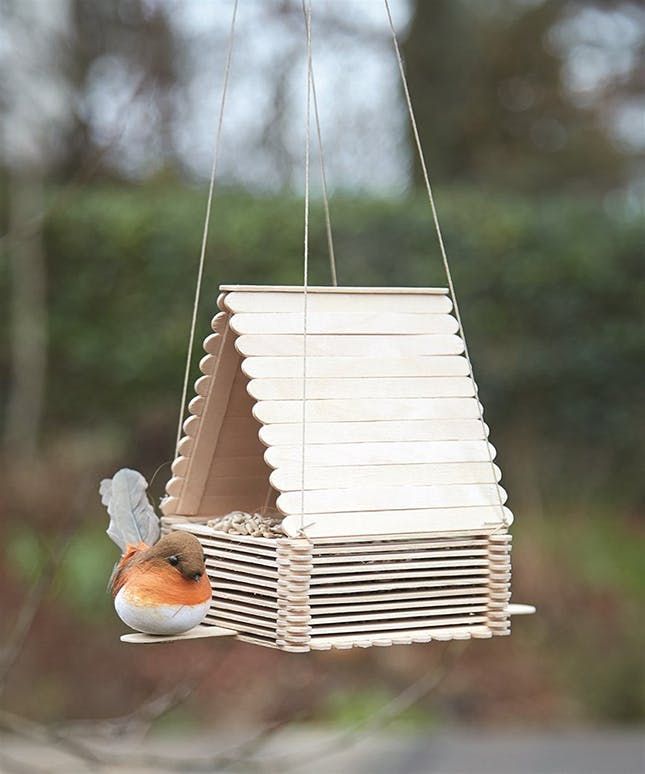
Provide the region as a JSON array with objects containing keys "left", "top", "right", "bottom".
[{"left": 168, "top": 555, "right": 179, "bottom": 566}]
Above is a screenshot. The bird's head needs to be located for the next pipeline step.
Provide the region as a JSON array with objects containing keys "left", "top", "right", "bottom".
[{"left": 145, "top": 532, "right": 206, "bottom": 582}]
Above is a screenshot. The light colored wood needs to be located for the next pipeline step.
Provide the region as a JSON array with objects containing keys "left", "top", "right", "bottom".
[
  {"left": 188, "top": 396, "right": 205, "bottom": 417},
  {"left": 203, "top": 333, "right": 221, "bottom": 354},
  {"left": 507, "top": 603, "right": 536, "bottom": 615},
  {"left": 176, "top": 324, "right": 240, "bottom": 515},
  {"left": 120, "top": 625, "right": 236, "bottom": 644},
  {"left": 309, "top": 538, "right": 491, "bottom": 555},
  {"left": 308, "top": 568, "right": 489, "bottom": 585},
  {"left": 309, "top": 557, "right": 489, "bottom": 574},
  {"left": 201, "top": 475, "right": 268, "bottom": 496},
  {"left": 207, "top": 567, "right": 279, "bottom": 590},
  {"left": 254, "top": 397, "right": 480, "bottom": 424},
  {"left": 309, "top": 625, "right": 492, "bottom": 650},
  {"left": 207, "top": 416, "right": 263, "bottom": 458},
  {"left": 170, "top": 520, "right": 279, "bottom": 547},
  {"left": 242, "top": 355, "right": 469, "bottom": 379},
  {"left": 247, "top": 376, "right": 475, "bottom": 401},
  {"left": 220, "top": 285, "right": 449, "bottom": 295},
  {"left": 214, "top": 590, "right": 279, "bottom": 609},
  {"left": 206, "top": 611, "right": 277, "bottom": 631},
  {"left": 281, "top": 505, "right": 512, "bottom": 537},
  {"left": 206, "top": 616, "right": 278, "bottom": 640},
  {"left": 200, "top": 354, "right": 217, "bottom": 375},
  {"left": 158, "top": 283, "right": 522, "bottom": 653},
  {"left": 230, "top": 312, "right": 459, "bottom": 335},
  {"left": 199, "top": 494, "right": 271, "bottom": 516},
  {"left": 199, "top": 537, "right": 278, "bottom": 559},
  {"left": 204, "top": 547, "right": 280, "bottom": 568},
  {"left": 307, "top": 577, "right": 493, "bottom": 595},
  {"left": 206, "top": 558, "right": 280, "bottom": 579},
  {"left": 224, "top": 290, "right": 452, "bottom": 314},
  {"left": 224, "top": 381, "right": 256, "bottom": 417},
  {"left": 312, "top": 605, "right": 488, "bottom": 625},
  {"left": 311, "top": 616, "right": 487, "bottom": 637},
  {"left": 195, "top": 375, "right": 211, "bottom": 396},
  {"left": 302, "top": 528, "right": 494, "bottom": 545},
  {"left": 259, "top": 419, "right": 488, "bottom": 447},
  {"left": 236, "top": 334, "right": 465, "bottom": 358},
  {"left": 215, "top": 600, "right": 278, "bottom": 620},
  {"left": 160, "top": 496, "right": 179, "bottom": 516},
  {"left": 309, "top": 548, "right": 489, "bottom": 564},
  {"left": 278, "top": 483, "right": 507, "bottom": 515},
  {"left": 171, "top": 456, "right": 189, "bottom": 476},
  {"left": 177, "top": 436, "right": 193, "bottom": 455},
  {"left": 211, "top": 311, "right": 227, "bottom": 333},
  {"left": 183, "top": 415, "right": 200, "bottom": 436},
  {"left": 310, "top": 588, "right": 489, "bottom": 606},
  {"left": 271, "top": 462, "right": 501, "bottom": 492},
  {"left": 267, "top": 440, "right": 496, "bottom": 468},
  {"left": 208, "top": 456, "right": 269, "bottom": 478},
  {"left": 312, "top": 535, "right": 488, "bottom": 561},
  {"left": 310, "top": 625, "right": 491, "bottom": 650}
]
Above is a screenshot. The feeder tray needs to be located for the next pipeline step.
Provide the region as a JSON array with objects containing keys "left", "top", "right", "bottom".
[{"left": 152, "top": 285, "right": 531, "bottom": 652}]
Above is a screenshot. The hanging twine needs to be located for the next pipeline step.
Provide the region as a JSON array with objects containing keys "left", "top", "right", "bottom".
[
  {"left": 174, "top": 0, "right": 239, "bottom": 456},
  {"left": 383, "top": 0, "right": 508, "bottom": 527},
  {"left": 298, "top": 0, "right": 313, "bottom": 534}
]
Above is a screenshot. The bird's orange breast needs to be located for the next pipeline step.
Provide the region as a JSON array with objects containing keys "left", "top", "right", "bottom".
[{"left": 120, "top": 562, "right": 212, "bottom": 608}]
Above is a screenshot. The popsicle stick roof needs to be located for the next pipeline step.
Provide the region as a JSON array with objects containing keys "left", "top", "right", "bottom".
[{"left": 162, "top": 286, "right": 512, "bottom": 538}]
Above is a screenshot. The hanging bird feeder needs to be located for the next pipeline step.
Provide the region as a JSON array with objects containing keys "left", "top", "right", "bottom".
[{"left": 120, "top": 0, "right": 534, "bottom": 648}]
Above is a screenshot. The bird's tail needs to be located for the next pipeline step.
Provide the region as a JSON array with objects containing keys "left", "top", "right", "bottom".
[{"left": 99, "top": 468, "right": 160, "bottom": 553}]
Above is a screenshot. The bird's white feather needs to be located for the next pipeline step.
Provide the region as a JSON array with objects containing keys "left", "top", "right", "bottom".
[{"left": 100, "top": 468, "right": 160, "bottom": 552}]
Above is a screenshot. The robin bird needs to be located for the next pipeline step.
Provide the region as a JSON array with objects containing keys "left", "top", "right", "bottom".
[
  {"left": 100, "top": 468, "right": 212, "bottom": 635},
  {"left": 110, "top": 532, "right": 212, "bottom": 635}
]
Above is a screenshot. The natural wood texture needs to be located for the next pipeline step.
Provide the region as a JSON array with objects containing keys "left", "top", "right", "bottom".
[
  {"left": 157, "top": 286, "right": 526, "bottom": 652},
  {"left": 230, "top": 312, "right": 459, "bottom": 335},
  {"left": 247, "top": 376, "right": 475, "bottom": 401},
  {"left": 220, "top": 285, "right": 449, "bottom": 295},
  {"left": 211, "top": 311, "right": 228, "bottom": 333},
  {"left": 259, "top": 419, "right": 488, "bottom": 446},
  {"left": 242, "top": 355, "right": 469, "bottom": 379},
  {"left": 278, "top": 483, "right": 507, "bottom": 516},
  {"left": 120, "top": 625, "right": 236, "bottom": 644},
  {"left": 507, "top": 604, "right": 536, "bottom": 615},
  {"left": 156, "top": 518, "right": 515, "bottom": 652},
  {"left": 199, "top": 354, "right": 217, "bottom": 374},
  {"left": 309, "top": 625, "right": 492, "bottom": 650},
  {"left": 224, "top": 290, "right": 452, "bottom": 313},
  {"left": 203, "top": 333, "right": 221, "bottom": 355},
  {"left": 254, "top": 397, "right": 481, "bottom": 424},
  {"left": 236, "top": 334, "right": 465, "bottom": 358},
  {"left": 271, "top": 461, "right": 501, "bottom": 491},
  {"left": 266, "top": 440, "right": 496, "bottom": 467},
  {"left": 174, "top": 322, "right": 239, "bottom": 515},
  {"left": 281, "top": 506, "right": 512, "bottom": 538}
]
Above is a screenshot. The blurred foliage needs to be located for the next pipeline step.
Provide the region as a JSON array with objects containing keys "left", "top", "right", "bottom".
[
  {"left": 403, "top": 0, "right": 641, "bottom": 193},
  {"left": 1, "top": 182, "right": 644, "bottom": 725},
  {"left": 1, "top": 182, "right": 641, "bottom": 500}
]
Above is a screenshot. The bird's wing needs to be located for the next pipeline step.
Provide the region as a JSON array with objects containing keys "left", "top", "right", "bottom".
[{"left": 100, "top": 469, "right": 160, "bottom": 553}]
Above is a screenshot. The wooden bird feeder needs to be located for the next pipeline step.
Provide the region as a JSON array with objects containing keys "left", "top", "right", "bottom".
[{"left": 155, "top": 284, "right": 531, "bottom": 652}]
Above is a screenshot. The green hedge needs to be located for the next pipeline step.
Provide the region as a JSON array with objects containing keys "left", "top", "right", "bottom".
[{"left": 2, "top": 183, "right": 643, "bottom": 501}]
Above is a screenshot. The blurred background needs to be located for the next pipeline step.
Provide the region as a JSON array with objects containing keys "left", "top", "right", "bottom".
[{"left": 0, "top": 0, "right": 644, "bottom": 771}]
